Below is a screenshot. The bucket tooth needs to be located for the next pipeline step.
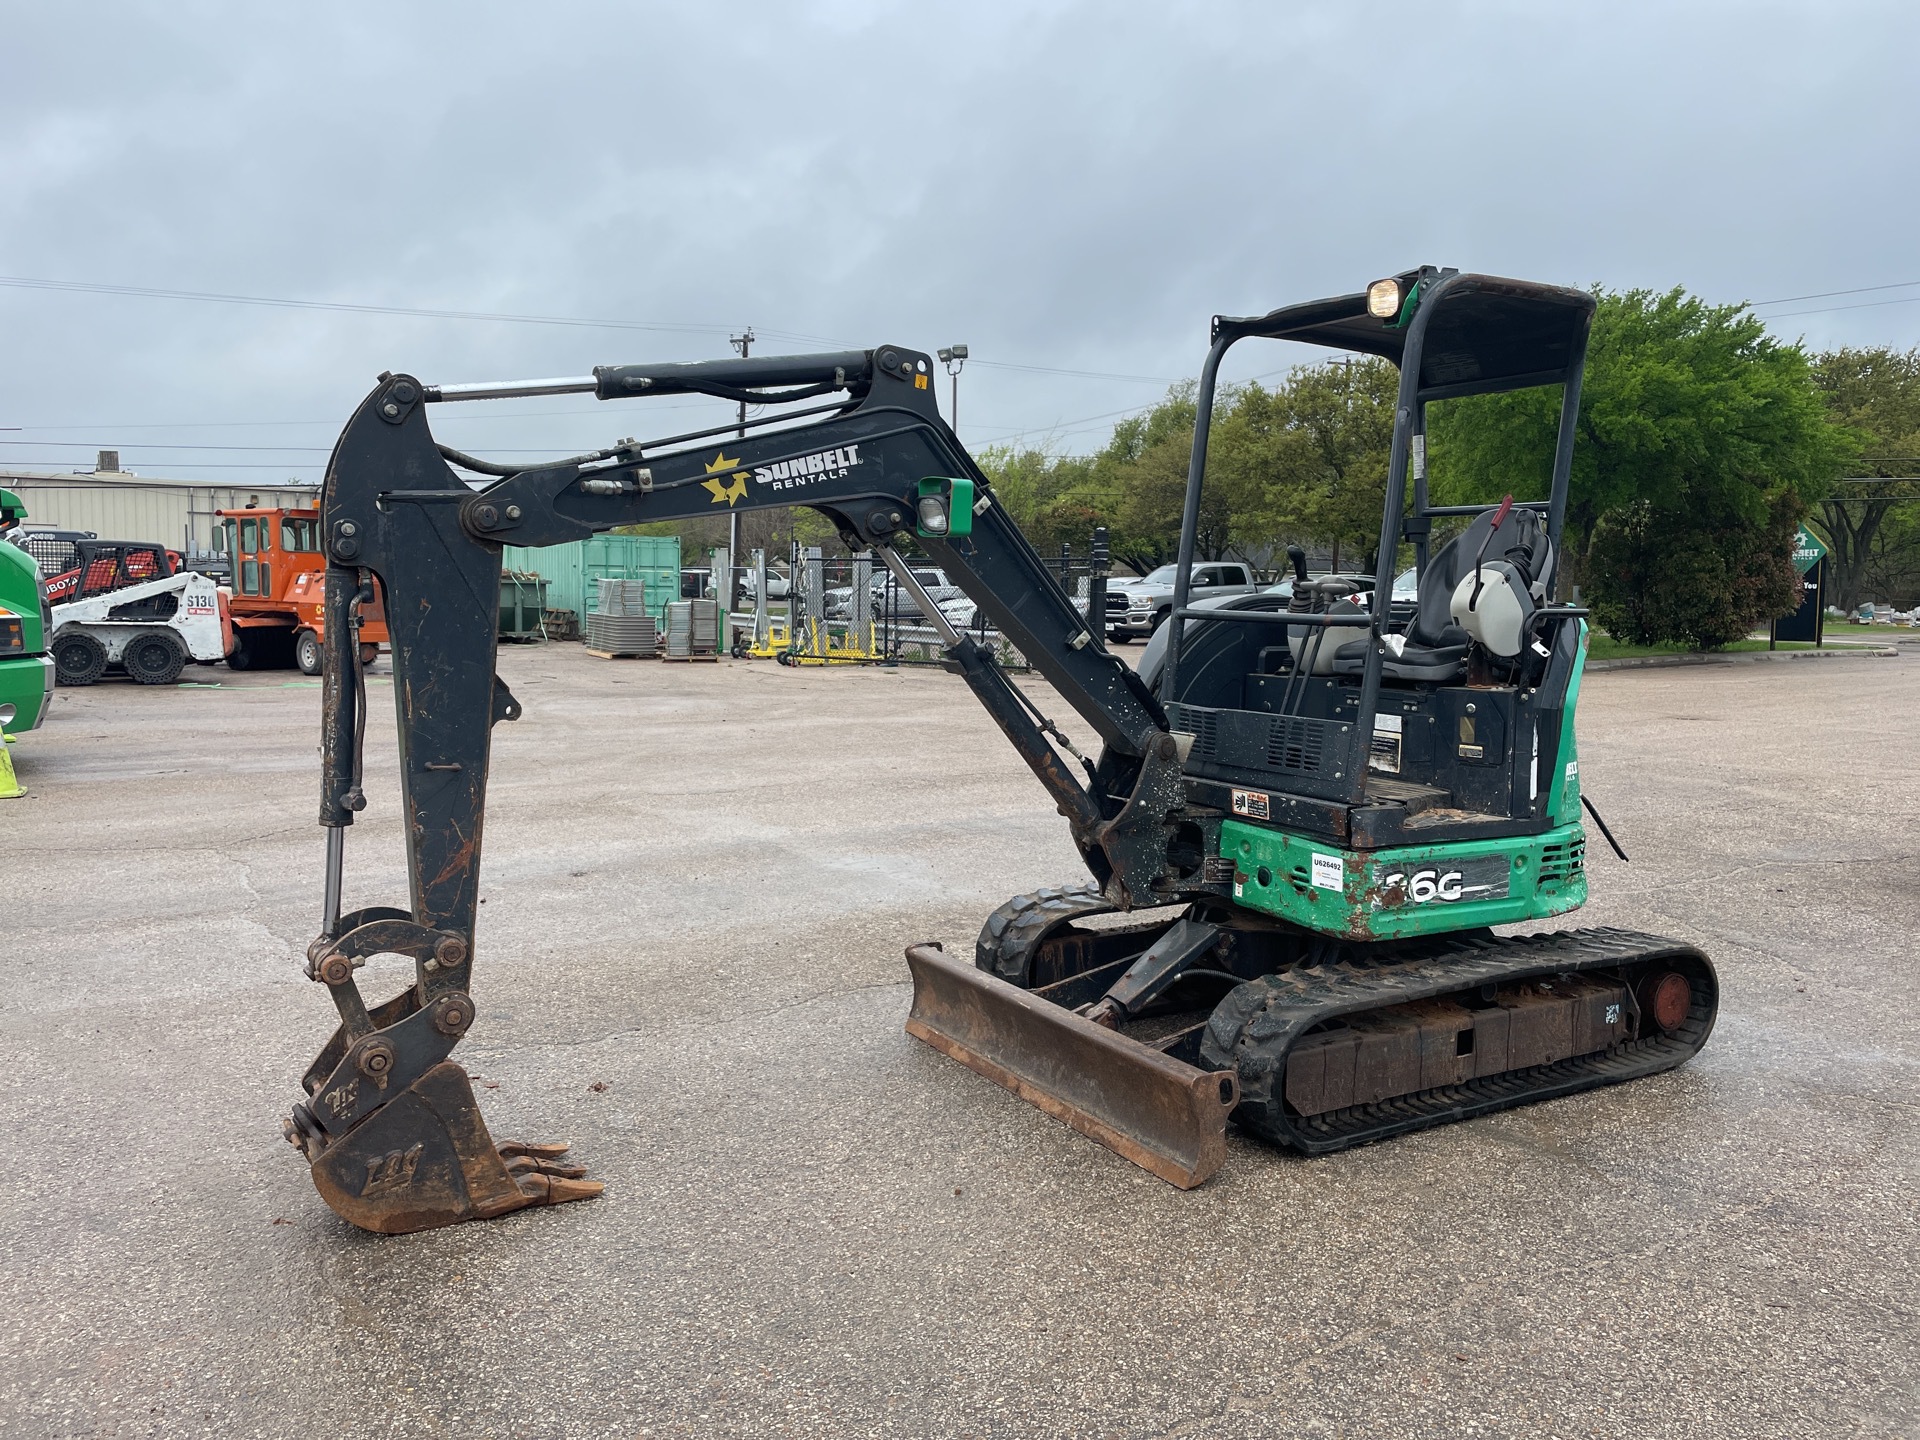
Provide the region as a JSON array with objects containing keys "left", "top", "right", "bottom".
[{"left": 904, "top": 943, "right": 1237, "bottom": 1188}]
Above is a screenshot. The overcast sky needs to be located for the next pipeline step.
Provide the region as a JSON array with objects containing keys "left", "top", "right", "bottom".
[{"left": 4, "top": 1, "right": 1917, "bottom": 487}]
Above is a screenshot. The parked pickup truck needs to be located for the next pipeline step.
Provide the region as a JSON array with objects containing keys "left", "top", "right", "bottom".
[
  {"left": 825, "top": 564, "right": 961, "bottom": 622},
  {"left": 1099, "top": 560, "right": 1259, "bottom": 642}
]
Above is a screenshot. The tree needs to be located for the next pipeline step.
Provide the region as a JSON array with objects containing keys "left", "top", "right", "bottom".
[
  {"left": 980, "top": 385, "right": 1228, "bottom": 573},
  {"left": 1587, "top": 493, "right": 1803, "bottom": 648},
  {"left": 1091, "top": 385, "right": 1221, "bottom": 570},
  {"left": 1862, "top": 499, "right": 1920, "bottom": 610},
  {"left": 971, "top": 445, "right": 1097, "bottom": 555},
  {"left": 620, "top": 503, "right": 835, "bottom": 561},
  {"left": 980, "top": 365, "right": 1400, "bottom": 576},
  {"left": 1810, "top": 347, "right": 1920, "bottom": 613},
  {"left": 1220, "top": 357, "right": 1398, "bottom": 571},
  {"left": 1429, "top": 287, "right": 1846, "bottom": 646}
]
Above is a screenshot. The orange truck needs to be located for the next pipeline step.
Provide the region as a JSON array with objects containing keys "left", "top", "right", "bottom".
[{"left": 216, "top": 506, "right": 387, "bottom": 673}]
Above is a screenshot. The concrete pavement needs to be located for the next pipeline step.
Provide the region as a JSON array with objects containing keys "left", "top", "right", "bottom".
[{"left": 2, "top": 646, "right": 1914, "bottom": 1438}]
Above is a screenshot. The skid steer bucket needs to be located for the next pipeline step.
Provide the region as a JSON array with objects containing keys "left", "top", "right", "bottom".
[{"left": 904, "top": 943, "right": 1238, "bottom": 1188}]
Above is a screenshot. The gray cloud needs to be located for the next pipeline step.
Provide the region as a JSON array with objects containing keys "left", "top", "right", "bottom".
[{"left": 3, "top": 1, "right": 1915, "bottom": 482}]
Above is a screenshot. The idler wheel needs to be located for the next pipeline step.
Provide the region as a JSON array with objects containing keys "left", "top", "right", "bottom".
[{"left": 1641, "top": 971, "right": 1692, "bottom": 1033}]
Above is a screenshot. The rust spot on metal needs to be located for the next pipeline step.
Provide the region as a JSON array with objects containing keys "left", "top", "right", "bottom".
[
  {"left": 1642, "top": 971, "right": 1691, "bottom": 1032},
  {"left": 1400, "top": 807, "right": 1492, "bottom": 830},
  {"left": 426, "top": 822, "right": 478, "bottom": 893}
]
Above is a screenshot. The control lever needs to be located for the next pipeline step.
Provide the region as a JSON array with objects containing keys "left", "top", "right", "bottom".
[
  {"left": 1470, "top": 494, "right": 1515, "bottom": 609},
  {"left": 1286, "top": 545, "right": 1314, "bottom": 615}
]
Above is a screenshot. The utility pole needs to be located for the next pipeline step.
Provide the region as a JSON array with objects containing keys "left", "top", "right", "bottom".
[
  {"left": 726, "top": 328, "right": 754, "bottom": 613},
  {"left": 938, "top": 344, "right": 968, "bottom": 438}
]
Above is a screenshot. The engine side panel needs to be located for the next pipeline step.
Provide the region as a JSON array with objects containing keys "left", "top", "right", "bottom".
[{"left": 1222, "top": 817, "right": 1588, "bottom": 941}]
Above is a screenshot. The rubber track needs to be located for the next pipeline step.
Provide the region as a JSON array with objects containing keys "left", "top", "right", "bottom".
[
  {"left": 974, "top": 884, "right": 1119, "bottom": 985},
  {"left": 1199, "top": 926, "right": 1718, "bottom": 1155}
]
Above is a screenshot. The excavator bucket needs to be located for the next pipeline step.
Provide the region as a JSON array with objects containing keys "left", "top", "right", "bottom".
[
  {"left": 903, "top": 943, "right": 1238, "bottom": 1188},
  {"left": 288, "top": 990, "right": 602, "bottom": 1244},
  {"left": 293, "top": 1060, "right": 602, "bottom": 1236}
]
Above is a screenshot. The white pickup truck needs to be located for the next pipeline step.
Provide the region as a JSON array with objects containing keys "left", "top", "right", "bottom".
[{"left": 1099, "top": 560, "right": 1260, "bottom": 642}]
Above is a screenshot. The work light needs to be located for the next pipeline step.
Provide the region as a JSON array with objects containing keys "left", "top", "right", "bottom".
[
  {"left": 914, "top": 478, "right": 976, "bottom": 538},
  {"left": 1367, "top": 279, "right": 1401, "bottom": 319}
]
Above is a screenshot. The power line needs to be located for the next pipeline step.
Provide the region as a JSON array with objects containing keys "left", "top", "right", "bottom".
[
  {"left": 971, "top": 401, "right": 1166, "bottom": 447},
  {"left": 0, "top": 437, "right": 683, "bottom": 456},
  {"left": 1750, "top": 280, "right": 1920, "bottom": 306},
  {"left": 969, "top": 359, "right": 1183, "bottom": 384},
  {"left": 1760, "top": 295, "right": 1920, "bottom": 321},
  {"left": 0, "top": 398, "right": 732, "bottom": 433},
  {"left": 969, "top": 363, "right": 1305, "bottom": 448},
  {"left": 0, "top": 273, "right": 802, "bottom": 343},
  {"left": 0, "top": 273, "right": 1194, "bottom": 387},
  {"left": 1, "top": 439, "right": 330, "bottom": 453}
]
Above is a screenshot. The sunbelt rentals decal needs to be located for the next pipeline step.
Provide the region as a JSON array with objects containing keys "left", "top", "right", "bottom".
[{"left": 702, "top": 444, "right": 863, "bottom": 505}]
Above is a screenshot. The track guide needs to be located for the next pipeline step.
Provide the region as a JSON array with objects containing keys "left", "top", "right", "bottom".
[{"left": 1201, "top": 926, "right": 1717, "bottom": 1154}]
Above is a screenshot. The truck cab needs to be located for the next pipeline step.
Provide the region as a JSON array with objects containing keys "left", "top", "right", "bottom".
[
  {"left": 218, "top": 506, "right": 388, "bottom": 673},
  {"left": 0, "top": 489, "right": 55, "bottom": 734},
  {"left": 1103, "top": 560, "right": 1258, "bottom": 642}
]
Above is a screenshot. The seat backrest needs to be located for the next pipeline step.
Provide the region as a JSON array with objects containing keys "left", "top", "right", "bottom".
[{"left": 1412, "top": 507, "right": 1554, "bottom": 646}]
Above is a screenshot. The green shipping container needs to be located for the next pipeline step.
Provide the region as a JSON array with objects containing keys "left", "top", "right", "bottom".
[{"left": 501, "top": 535, "right": 681, "bottom": 629}]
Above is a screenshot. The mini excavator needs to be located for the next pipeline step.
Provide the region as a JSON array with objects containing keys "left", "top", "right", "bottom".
[{"left": 287, "top": 269, "right": 1717, "bottom": 1233}]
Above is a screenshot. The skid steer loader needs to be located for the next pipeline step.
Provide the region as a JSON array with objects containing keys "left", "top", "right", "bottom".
[
  {"left": 45, "top": 540, "right": 232, "bottom": 686},
  {"left": 287, "top": 267, "right": 1715, "bottom": 1233}
]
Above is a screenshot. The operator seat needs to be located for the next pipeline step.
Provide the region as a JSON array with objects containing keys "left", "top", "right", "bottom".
[{"left": 1332, "top": 507, "right": 1554, "bottom": 682}]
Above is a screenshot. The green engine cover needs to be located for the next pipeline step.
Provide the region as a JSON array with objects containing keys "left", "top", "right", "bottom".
[{"left": 1221, "top": 819, "right": 1589, "bottom": 942}]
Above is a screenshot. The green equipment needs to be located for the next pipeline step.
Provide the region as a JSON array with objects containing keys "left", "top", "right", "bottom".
[
  {"left": 908, "top": 268, "right": 1716, "bottom": 1181},
  {"left": 288, "top": 268, "right": 1715, "bottom": 1235},
  {"left": 0, "top": 488, "right": 54, "bottom": 745}
]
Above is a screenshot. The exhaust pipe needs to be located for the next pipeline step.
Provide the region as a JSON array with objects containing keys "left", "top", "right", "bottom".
[{"left": 904, "top": 943, "right": 1237, "bottom": 1188}]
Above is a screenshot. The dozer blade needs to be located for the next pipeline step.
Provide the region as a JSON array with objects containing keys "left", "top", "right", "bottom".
[
  {"left": 298, "top": 1062, "right": 601, "bottom": 1235},
  {"left": 904, "top": 943, "right": 1238, "bottom": 1188}
]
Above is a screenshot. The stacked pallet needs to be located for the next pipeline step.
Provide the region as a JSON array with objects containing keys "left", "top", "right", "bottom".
[
  {"left": 691, "top": 598, "right": 720, "bottom": 657},
  {"left": 586, "top": 578, "right": 658, "bottom": 657},
  {"left": 663, "top": 598, "right": 722, "bottom": 660},
  {"left": 663, "top": 601, "right": 692, "bottom": 659}
]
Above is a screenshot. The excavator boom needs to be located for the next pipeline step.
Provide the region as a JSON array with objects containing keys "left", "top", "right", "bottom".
[{"left": 288, "top": 343, "right": 1205, "bottom": 1232}]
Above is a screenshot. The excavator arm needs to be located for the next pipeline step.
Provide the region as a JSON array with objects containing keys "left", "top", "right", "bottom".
[{"left": 287, "top": 344, "right": 1191, "bottom": 1233}]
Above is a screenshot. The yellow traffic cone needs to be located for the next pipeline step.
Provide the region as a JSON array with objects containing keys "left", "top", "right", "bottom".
[{"left": 0, "top": 733, "right": 22, "bottom": 800}]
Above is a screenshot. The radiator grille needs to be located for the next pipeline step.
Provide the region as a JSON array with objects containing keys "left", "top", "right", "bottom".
[
  {"left": 1171, "top": 703, "right": 1349, "bottom": 797},
  {"left": 1267, "top": 717, "right": 1327, "bottom": 773},
  {"left": 1539, "top": 835, "right": 1587, "bottom": 884}
]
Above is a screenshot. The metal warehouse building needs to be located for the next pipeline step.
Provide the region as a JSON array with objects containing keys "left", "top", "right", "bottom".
[{"left": 1, "top": 453, "right": 317, "bottom": 561}]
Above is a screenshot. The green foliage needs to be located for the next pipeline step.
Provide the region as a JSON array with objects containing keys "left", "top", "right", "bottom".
[
  {"left": 1431, "top": 287, "right": 1846, "bottom": 646},
  {"left": 978, "top": 385, "right": 1215, "bottom": 572},
  {"left": 1587, "top": 493, "right": 1803, "bottom": 648},
  {"left": 1219, "top": 358, "right": 1398, "bottom": 569},
  {"left": 970, "top": 445, "right": 1098, "bottom": 558},
  {"left": 617, "top": 503, "right": 834, "bottom": 559},
  {"left": 1810, "top": 347, "right": 1920, "bottom": 610},
  {"left": 973, "top": 285, "right": 1853, "bottom": 646},
  {"left": 978, "top": 364, "right": 1400, "bottom": 574}
]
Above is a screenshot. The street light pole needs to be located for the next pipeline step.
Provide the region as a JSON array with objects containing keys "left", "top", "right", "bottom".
[
  {"left": 726, "top": 328, "right": 754, "bottom": 612},
  {"left": 937, "top": 343, "right": 968, "bottom": 439},
  {"left": 730, "top": 328, "right": 755, "bottom": 437}
]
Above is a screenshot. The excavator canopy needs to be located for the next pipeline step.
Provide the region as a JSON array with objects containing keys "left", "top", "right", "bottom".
[{"left": 1213, "top": 268, "right": 1595, "bottom": 401}]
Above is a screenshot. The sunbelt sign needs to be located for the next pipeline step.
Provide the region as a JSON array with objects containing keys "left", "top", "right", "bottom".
[{"left": 1791, "top": 527, "right": 1827, "bottom": 574}]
